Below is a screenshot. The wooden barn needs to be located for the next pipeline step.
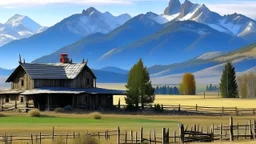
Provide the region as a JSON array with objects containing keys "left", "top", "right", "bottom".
[{"left": 0, "top": 54, "right": 126, "bottom": 111}]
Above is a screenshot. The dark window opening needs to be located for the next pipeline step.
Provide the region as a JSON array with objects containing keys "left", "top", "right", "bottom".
[
  {"left": 20, "top": 97, "right": 24, "bottom": 103},
  {"left": 5, "top": 96, "right": 9, "bottom": 103},
  {"left": 21, "top": 79, "right": 24, "bottom": 87},
  {"left": 87, "top": 78, "right": 89, "bottom": 85}
]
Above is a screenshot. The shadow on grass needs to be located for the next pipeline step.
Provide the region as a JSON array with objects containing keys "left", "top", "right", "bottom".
[
  {"left": 39, "top": 114, "right": 56, "bottom": 118},
  {"left": 0, "top": 113, "right": 5, "bottom": 117}
]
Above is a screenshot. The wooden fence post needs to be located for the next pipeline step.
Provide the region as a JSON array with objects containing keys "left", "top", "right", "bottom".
[
  {"left": 162, "top": 128, "right": 166, "bottom": 144},
  {"left": 237, "top": 123, "right": 239, "bottom": 140},
  {"left": 196, "top": 104, "right": 198, "bottom": 111},
  {"left": 178, "top": 104, "right": 181, "bottom": 112},
  {"left": 253, "top": 120, "right": 256, "bottom": 140},
  {"left": 31, "top": 134, "right": 34, "bottom": 144},
  {"left": 130, "top": 130, "right": 133, "bottom": 144},
  {"left": 235, "top": 107, "right": 238, "bottom": 116},
  {"left": 222, "top": 107, "right": 224, "bottom": 116},
  {"left": 230, "top": 117, "right": 234, "bottom": 141},
  {"left": 135, "top": 132, "right": 138, "bottom": 144},
  {"left": 40, "top": 132, "right": 42, "bottom": 144},
  {"left": 153, "top": 130, "right": 156, "bottom": 144},
  {"left": 179, "top": 124, "right": 184, "bottom": 144},
  {"left": 117, "top": 127, "right": 120, "bottom": 144},
  {"left": 52, "top": 127, "right": 55, "bottom": 140},
  {"left": 140, "top": 127, "right": 143, "bottom": 143},
  {"left": 253, "top": 109, "right": 255, "bottom": 115},
  {"left": 66, "top": 133, "right": 68, "bottom": 144},
  {"left": 174, "top": 131, "right": 176, "bottom": 143},
  {"left": 249, "top": 120, "right": 253, "bottom": 139},
  {"left": 166, "top": 128, "right": 169, "bottom": 143},
  {"left": 220, "top": 123, "right": 223, "bottom": 140},
  {"left": 124, "top": 131, "right": 127, "bottom": 144},
  {"left": 149, "top": 129, "right": 152, "bottom": 144}
]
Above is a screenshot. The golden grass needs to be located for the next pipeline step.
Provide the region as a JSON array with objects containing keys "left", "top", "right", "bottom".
[
  {"left": 113, "top": 95, "right": 256, "bottom": 108},
  {"left": 98, "top": 83, "right": 256, "bottom": 108}
]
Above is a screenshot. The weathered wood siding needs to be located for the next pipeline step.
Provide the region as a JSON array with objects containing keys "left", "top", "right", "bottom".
[
  {"left": 11, "top": 68, "right": 34, "bottom": 90},
  {"left": 72, "top": 67, "right": 95, "bottom": 88},
  {"left": 34, "top": 79, "right": 72, "bottom": 88}
]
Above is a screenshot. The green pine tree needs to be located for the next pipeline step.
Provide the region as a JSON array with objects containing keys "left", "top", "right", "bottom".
[
  {"left": 155, "top": 86, "right": 159, "bottom": 94},
  {"left": 125, "top": 59, "right": 155, "bottom": 109},
  {"left": 220, "top": 62, "right": 238, "bottom": 98},
  {"left": 166, "top": 86, "right": 170, "bottom": 94}
]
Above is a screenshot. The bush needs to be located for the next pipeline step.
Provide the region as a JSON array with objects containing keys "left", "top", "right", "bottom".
[
  {"left": 154, "top": 104, "right": 163, "bottom": 112},
  {"left": 54, "top": 107, "right": 64, "bottom": 113},
  {"left": 125, "top": 103, "right": 137, "bottom": 111},
  {"left": 28, "top": 109, "right": 40, "bottom": 117},
  {"left": 90, "top": 112, "right": 102, "bottom": 120},
  {"left": 73, "top": 135, "right": 99, "bottom": 144}
]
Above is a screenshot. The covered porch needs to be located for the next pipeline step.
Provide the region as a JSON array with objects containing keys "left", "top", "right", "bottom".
[{"left": 21, "top": 87, "right": 126, "bottom": 111}]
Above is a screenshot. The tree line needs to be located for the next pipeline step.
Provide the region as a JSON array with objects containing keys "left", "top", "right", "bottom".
[
  {"left": 155, "top": 86, "right": 179, "bottom": 95},
  {"left": 124, "top": 59, "right": 255, "bottom": 111},
  {"left": 206, "top": 84, "right": 219, "bottom": 91}
]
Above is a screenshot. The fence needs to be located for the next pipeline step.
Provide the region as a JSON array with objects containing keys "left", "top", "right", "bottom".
[
  {"left": 0, "top": 127, "right": 118, "bottom": 144},
  {"left": 0, "top": 117, "right": 255, "bottom": 144},
  {"left": 117, "top": 104, "right": 256, "bottom": 116}
]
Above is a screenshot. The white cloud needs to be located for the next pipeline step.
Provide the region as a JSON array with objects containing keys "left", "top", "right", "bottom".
[
  {"left": 205, "top": 1, "right": 256, "bottom": 19},
  {"left": 0, "top": 0, "right": 135, "bottom": 7}
]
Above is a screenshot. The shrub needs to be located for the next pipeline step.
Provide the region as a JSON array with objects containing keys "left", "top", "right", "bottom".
[
  {"left": 90, "top": 112, "right": 102, "bottom": 120},
  {"left": 73, "top": 135, "right": 99, "bottom": 144},
  {"left": 54, "top": 107, "right": 64, "bottom": 113},
  {"left": 154, "top": 104, "right": 163, "bottom": 112},
  {"left": 28, "top": 109, "right": 40, "bottom": 117}
]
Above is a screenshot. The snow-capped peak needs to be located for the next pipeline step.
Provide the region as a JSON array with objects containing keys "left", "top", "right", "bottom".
[
  {"left": 238, "top": 21, "right": 256, "bottom": 37},
  {"left": 82, "top": 7, "right": 101, "bottom": 16},
  {"left": 6, "top": 14, "right": 42, "bottom": 33},
  {"left": 0, "top": 14, "right": 47, "bottom": 47}
]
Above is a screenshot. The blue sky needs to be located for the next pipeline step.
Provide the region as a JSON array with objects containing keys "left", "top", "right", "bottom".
[{"left": 0, "top": 0, "right": 256, "bottom": 26}]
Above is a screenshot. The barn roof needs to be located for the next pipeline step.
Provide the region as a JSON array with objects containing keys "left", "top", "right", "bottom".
[
  {"left": 20, "top": 87, "right": 126, "bottom": 95},
  {"left": 6, "top": 63, "right": 96, "bottom": 82}
]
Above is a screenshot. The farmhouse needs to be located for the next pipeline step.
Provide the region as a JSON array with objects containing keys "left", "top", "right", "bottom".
[{"left": 0, "top": 54, "right": 125, "bottom": 111}]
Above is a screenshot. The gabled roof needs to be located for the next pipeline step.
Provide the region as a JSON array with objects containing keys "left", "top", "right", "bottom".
[{"left": 6, "top": 63, "right": 96, "bottom": 82}]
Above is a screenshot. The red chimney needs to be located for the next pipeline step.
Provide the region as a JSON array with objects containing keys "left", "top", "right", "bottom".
[{"left": 60, "top": 53, "right": 69, "bottom": 63}]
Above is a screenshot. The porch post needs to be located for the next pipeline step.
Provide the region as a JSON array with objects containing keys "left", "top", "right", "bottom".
[
  {"left": 72, "top": 94, "right": 75, "bottom": 108},
  {"left": 47, "top": 94, "right": 50, "bottom": 111},
  {"left": 25, "top": 96, "right": 29, "bottom": 113}
]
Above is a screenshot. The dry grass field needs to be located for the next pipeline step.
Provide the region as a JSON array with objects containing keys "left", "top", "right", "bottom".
[
  {"left": 97, "top": 83, "right": 256, "bottom": 108},
  {"left": 0, "top": 83, "right": 255, "bottom": 143}
]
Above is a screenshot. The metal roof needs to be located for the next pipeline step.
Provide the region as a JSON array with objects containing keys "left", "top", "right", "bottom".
[
  {"left": 20, "top": 87, "right": 126, "bottom": 95},
  {"left": 6, "top": 63, "right": 96, "bottom": 82},
  {"left": 0, "top": 89, "right": 23, "bottom": 94}
]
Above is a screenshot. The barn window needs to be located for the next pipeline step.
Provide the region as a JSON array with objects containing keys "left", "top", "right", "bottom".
[
  {"left": 20, "top": 79, "right": 24, "bottom": 87},
  {"left": 87, "top": 78, "right": 89, "bottom": 85},
  {"left": 5, "top": 96, "right": 9, "bottom": 103},
  {"left": 20, "top": 97, "right": 24, "bottom": 103}
]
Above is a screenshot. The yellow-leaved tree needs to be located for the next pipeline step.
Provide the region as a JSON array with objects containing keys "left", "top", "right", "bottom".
[{"left": 179, "top": 73, "right": 196, "bottom": 95}]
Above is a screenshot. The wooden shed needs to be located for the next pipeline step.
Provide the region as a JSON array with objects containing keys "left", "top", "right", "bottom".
[{"left": 0, "top": 54, "right": 126, "bottom": 111}]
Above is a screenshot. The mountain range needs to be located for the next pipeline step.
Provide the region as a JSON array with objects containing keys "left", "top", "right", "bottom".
[
  {"left": 0, "top": 0, "right": 256, "bottom": 85},
  {"left": 0, "top": 8, "right": 131, "bottom": 68},
  {"left": 0, "top": 14, "right": 47, "bottom": 47}
]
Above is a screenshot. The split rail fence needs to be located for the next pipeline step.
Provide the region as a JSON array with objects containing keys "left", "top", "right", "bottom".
[
  {"left": 118, "top": 104, "right": 256, "bottom": 116},
  {"left": 1, "top": 117, "right": 255, "bottom": 144}
]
